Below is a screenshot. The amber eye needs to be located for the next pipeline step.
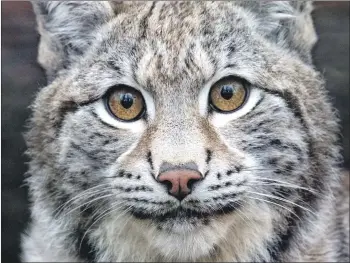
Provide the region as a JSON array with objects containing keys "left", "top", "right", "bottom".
[
  {"left": 105, "top": 85, "right": 145, "bottom": 121},
  {"left": 209, "top": 77, "right": 248, "bottom": 113}
]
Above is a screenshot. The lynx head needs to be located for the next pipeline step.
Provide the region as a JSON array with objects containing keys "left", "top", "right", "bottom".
[{"left": 26, "top": 1, "right": 340, "bottom": 261}]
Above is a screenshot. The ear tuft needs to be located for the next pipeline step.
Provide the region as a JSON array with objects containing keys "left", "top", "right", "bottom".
[{"left": 31, "top": 1, "right": 115, "bottom": 81}]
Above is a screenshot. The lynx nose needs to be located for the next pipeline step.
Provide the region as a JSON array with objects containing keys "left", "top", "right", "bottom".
[{"left": 158, "top": 169, "right": 202, "bottom": 201}]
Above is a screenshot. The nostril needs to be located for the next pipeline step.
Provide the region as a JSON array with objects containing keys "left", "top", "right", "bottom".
[
  {"left": 187, "top": 178, "right": 201, "bottom": 191},
  {"left": 162, "top": 180, "right": 173, "bottom": 192}
]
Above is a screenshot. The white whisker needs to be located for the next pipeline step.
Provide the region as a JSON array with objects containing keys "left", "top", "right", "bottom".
[
  {"left": 251, "top": 177, "right": 319, "bottom": 194},
  {"left": 246, "top": 190, "right": 316, "bottom": 215},
  {"left": 61, "top": 193, "right": 116, "bottom": 218},
  {"left": 246, "top": 195, "right": 301, "bottom": 220},
  {"left": 54, "top": 183, "right": 113, "bottom": 215},
  {"left": 78, "top": 201, "right": 131, "bottom": 252},
  {"left": 249, "top": 181, "right": 318, "bottom": 195}
]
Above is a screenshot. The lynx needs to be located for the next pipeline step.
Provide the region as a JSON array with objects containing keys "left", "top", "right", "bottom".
[{"left": 22, "top": 1, "right": 349, "bottom": 262}]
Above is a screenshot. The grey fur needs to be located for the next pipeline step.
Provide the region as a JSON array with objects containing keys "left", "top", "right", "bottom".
[{"left": 22, "top": 1, "right": 349, "bottom": 262}]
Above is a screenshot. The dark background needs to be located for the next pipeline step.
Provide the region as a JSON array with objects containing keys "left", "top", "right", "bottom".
[{"left": 1, "top": 2, "right": 349, "bottom": 262}]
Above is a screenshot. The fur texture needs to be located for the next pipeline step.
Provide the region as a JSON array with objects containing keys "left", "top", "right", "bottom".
[{"left": 22, "top": 1, "right": 349, "bottom": 262}]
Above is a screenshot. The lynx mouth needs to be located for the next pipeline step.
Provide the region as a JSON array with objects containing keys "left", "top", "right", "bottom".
[{"left": 130, "top": 203, "right": 240, "bottom": 222}]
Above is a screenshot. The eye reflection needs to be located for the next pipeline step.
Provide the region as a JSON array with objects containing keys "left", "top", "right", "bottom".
[{"left": 120, "top": 93, "right": 134, "bottom": 109}]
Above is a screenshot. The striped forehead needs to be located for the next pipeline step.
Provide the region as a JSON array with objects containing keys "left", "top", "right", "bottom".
[
  {"left": 131, "top": 41, "right": 216, "bottom": 95},
  {"left": 102, "top": 2, "right": 247, "bottom": 94}
]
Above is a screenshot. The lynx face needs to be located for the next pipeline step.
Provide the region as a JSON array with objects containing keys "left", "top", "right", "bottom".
[{"left": 24, "top": 1, "right": 341, "bottom": 262}]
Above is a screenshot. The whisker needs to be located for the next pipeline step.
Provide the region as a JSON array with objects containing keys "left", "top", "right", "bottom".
[
  {"left": 54, "top": 183, "right": 113, "bottom": 215},
  {"left": 246, "top": 195, "right": 301, "bottom": 220},
  {"left": 88, "top": 193, "right": 130, "bottom": 220},
  {"left": 231, "top": 201, "right": 255, "bottom": 229},
  {"left": 241, "top": 166, "right": 277, "bottom": 172},
  {"left": 93, "top": 201, "right": 127, "bottom": 223},
  {"left": 55, "top": 191, "right": 113, "bottom": 217},
  {"left": 251, "top": 177, "right": 320, "bottom": 194},
  {"left": 235, "top": 200, "right": 256, "bottom": 218},
  {"left": 61, "top": 193, "right": 116, "bottom": 218},
  {"left": 246, "top": 190, "right": 316, "bottom": 215},
  {"left": 257, "top": 186, "right": 318, "bottom": 208},
  {"left": 249, "top": 181, "right": 318, "bottom": 195},
  {"left": 242, "top": 167, "right": 325, "bottom": 191},
  {"left": 78, "top": 201, "right": 131, "bottom": 252},
  {"left": 115, "top": 212, "right": 136, "bottom": 237}
]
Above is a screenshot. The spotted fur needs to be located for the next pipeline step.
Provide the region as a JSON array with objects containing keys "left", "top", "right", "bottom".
[{"left": 22, "top": 1, "right": 349, "bottom": 262}]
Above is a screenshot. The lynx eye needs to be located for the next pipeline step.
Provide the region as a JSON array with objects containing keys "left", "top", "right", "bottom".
[
  {"left": 209, "top": 77, "right": 248, "bottom": 113},
  {"left": 105, "top": 85, "right": 145, "bottom": 121}
]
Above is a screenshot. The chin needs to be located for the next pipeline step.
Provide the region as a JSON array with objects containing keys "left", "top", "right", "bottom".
[
  {"left": 150, "top": 223, "right": 220, "bottom": 261},
  {"left": 130, "top": 208, "right": 236, "bottom": 261}
]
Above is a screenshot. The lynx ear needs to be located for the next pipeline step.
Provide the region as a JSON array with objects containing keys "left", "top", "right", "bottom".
[
  {"left": 247, "top": 1, "right": 317, "bottom": 63},
  {"left": 31, "top": 1, "right": 117, "bottom": 81}
]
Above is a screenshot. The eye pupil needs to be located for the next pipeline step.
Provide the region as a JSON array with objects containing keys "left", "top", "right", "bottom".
[
  {"left": 220, "top": 85, "right": 234, "bottom": 100},
  {"left": 120, "top": 93, "right": 134, "bottom": 109},
  {"left": 106, "top": 85, "right": 145, "bottom": 122},
  {"left": 209, "top": 77, "right": 248, "bottom": 113}
]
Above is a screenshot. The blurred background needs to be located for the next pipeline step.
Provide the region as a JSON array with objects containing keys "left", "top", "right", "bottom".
[{"left": 1, "top": 1, "right": 349, "bottom": 262}]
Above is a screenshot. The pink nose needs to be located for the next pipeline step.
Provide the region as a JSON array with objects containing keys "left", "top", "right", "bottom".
[{"left": 158, "top": 169, "right": 202, "bottom": 200}]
